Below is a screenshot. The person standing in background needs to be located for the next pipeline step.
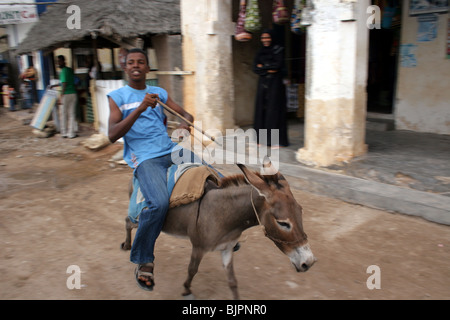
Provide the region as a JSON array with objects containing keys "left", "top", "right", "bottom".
[
  {"left": 252, "top": 29, "right": 289, "bottom": 148},
  {"left": 22, "top": 65, "right": 38, "bottom": 105},
  {"left": 51, "top": 55, "right": 78, "bottom": 139},
  {"left": 8, "top": 84, "right": 16, "bottom": 111}
]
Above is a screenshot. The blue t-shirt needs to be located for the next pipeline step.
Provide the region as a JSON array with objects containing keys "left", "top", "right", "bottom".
[{"left": 107, "top": 85, "right": 178, "bottom": 168}]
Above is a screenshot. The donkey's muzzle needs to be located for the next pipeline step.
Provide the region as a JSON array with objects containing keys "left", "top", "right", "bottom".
[
  {"left": 289, "top": 244, "right": 316, "bottom": 272},
  {"left": 294, "top": 257, "right": 316, "bottom": 272}
]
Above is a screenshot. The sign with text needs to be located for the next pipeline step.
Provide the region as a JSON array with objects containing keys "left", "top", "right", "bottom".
[{"left": 0, "top": 5, "right": 38, "bottom": 25}]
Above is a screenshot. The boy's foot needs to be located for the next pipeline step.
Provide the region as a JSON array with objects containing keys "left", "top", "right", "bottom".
[{"left": 135, "top": 263, "right": 155, "bottom": 291}]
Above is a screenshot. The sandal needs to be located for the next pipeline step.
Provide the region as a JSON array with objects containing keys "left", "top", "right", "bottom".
[{"left": 135, "top": 263, "right": 155, "bottom": 291}]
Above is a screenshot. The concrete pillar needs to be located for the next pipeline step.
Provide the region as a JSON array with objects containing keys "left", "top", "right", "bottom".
[
  {"left": 181, "top": 0, "right": 236, "bottom": 133},
  {"left": 296, "top": 0, "right": 369, "bottom": 167}
]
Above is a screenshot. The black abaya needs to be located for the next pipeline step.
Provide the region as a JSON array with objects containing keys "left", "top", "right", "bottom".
[{"left": 253, "top": 43, "right": 289, "bottom": 147}]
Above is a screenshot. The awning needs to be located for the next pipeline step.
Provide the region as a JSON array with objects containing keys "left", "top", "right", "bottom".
[{"left": 16, "top": 0, "right": 181, "bottom": 54}]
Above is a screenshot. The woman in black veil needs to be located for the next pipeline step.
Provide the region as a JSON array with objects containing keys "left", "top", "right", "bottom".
[{"left": 252, "top": 29, "right": 289, "bottom": 147}]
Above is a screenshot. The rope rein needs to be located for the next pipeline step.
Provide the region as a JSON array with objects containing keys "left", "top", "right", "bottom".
[{"left": 250, "top": 187, "right": 263, "bottom": 226}]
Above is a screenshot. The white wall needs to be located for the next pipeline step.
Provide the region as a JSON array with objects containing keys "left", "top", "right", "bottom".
[
  {"left": 94, "top": 80, "right": 123, "bottom": 136},
  {"left": 297, "top": 0, "right": 369, "bottom": 166},
  {"left": 395, "top": 2, "right": 450, "bottom": 135}
]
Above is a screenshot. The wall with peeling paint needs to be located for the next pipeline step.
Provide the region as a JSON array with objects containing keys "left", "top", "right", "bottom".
[
  {"left": 296, "top": 0, "right": 370, "bottom": 167},
  {"left": 395, "top": 2, "right": 450, "bottom": 135},
  {"left": 181, "top": 0, "right": 236, "bottom": 133}
]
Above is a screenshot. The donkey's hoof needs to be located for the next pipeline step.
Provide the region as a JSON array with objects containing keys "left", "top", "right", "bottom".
[
  {"left": 183, "top": 293, "right": 195, "bottom": 300},
  {"left": 120, "top": 242, "right": 131, "bottom": 251}
]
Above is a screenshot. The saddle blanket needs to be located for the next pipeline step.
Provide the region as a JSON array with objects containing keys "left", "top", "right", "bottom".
[{"left": 128, "top": 163, "right": 223, "bottom": 223}]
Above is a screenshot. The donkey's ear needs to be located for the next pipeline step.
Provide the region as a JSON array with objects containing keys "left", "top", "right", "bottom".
[{"left": 237, "top": 163, "right": 271, "bottom": 197}]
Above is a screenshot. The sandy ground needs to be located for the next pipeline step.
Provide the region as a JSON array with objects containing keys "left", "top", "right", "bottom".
[{"left": 0, "top": 109, "right": 449, "bottom": 301}]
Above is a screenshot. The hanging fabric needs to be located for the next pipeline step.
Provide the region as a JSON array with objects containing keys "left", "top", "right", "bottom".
[
  {"left": 245, "top": 0, "right": 262, "bottom": 33},
  {"left": 235, "top": 0, "right": 252, "bottom": 41},
  {"left": 272, "top": 0, "right": 289, "bottom": 25},
  {"left": 291, "top": 0, "right": 306, "bottom": 34}
]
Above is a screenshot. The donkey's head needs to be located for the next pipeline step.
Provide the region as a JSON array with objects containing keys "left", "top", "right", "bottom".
[{"left": 237, "top": 162, "right": 316, "bottom": 272}]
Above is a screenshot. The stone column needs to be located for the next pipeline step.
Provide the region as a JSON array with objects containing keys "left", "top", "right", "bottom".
[
  {"left": 181, "top": 0, "right": 235, "bottom": 133},
  {"left": 296, "top": 0, "right": 369, "bottom": 167}
]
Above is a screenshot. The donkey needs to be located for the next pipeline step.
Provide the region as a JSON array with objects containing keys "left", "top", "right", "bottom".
[{"left": 121, "top": 162, "right": 315, "bottom": 299}]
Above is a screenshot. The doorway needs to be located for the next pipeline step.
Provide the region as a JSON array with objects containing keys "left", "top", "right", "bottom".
[{"left": 367, "top": 0, "right": 402, "bottom": 114}]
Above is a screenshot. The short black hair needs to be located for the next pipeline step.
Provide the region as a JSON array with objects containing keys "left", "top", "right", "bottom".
[
  {"left": 57, "top": 55, "right": 65, "bottom": 61},
  {"left": 126, "top": 48, "right": 149, "bottom": 66}
]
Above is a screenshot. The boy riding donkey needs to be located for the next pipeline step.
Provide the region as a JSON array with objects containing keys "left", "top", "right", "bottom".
[{"left": 107, "top": 48, "right": 194, "bottom": 291}]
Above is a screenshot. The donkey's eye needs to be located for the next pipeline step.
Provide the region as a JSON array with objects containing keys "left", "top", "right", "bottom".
[{"left": 276, "top": 220, "right": 291, "bottom": 230}]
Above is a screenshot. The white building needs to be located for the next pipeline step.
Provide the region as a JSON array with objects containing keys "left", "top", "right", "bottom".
[{"left": 181, "top": 0, "right": 449, "bottom": 167}]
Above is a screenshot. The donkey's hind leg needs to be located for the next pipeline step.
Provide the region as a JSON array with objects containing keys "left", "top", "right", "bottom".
[
  {"left": 182, "top": 247, "right": 205, "bottom": 299},
  {"left": 121, "top": 216, "right": 136, "bottom": 251},
  {"left": 222, "top": 246, "right": 239, "bottom": 300}
]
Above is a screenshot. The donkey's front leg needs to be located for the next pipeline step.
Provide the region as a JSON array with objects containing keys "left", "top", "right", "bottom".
[
  {"left": 183, "top": 247, "right": 205, "bottom": 299},
  {"left": 120, "top": 216, "right": 136, "bottom": 250},
  {"left": 222, "top": 247, "right": 239, "bottom": 300}
]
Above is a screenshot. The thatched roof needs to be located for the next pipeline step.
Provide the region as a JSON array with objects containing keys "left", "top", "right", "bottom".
[{"left": 16, "top": 0, "right": 180, "bottom": 54}]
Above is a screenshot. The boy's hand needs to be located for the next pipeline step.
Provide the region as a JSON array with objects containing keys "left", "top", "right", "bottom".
[
  {"left": 141, "top": 93, "right": 158, "bottom": 110},
  {"left": 178, "top": 122, "right": 191, "bottom": 133}
]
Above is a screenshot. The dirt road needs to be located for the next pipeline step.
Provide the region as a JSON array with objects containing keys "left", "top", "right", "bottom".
[{"left": 0, "top": 109, "right": 449, "bottom": 300}]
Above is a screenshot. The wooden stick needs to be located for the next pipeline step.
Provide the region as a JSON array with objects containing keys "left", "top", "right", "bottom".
[{"left": 156, "top": 99, "right": 222, "bottom": 146}]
